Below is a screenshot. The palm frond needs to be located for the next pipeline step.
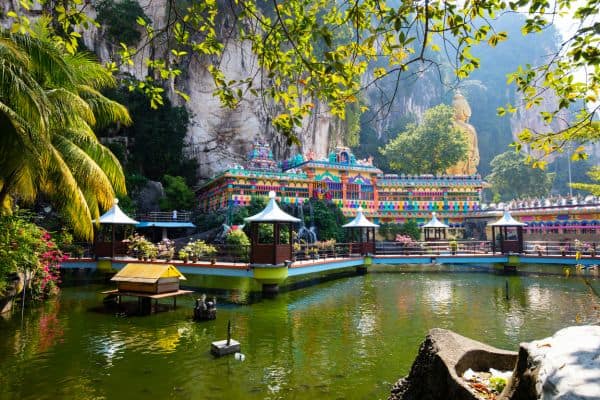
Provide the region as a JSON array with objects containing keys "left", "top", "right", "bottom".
[
  {"left": 77, "top": 85, "right": 132, "bottom": 128},
  {"left": 57, "top": 122, "right": 126, "bottom": 196},
  {"left": 4, "top": 31, "right": 75, "bottom": 90},
  {"left": 47, "top": 88, "right": 96, "bottom": 127},
  {"left": 43, "top": 146, "right": 94, "bottom": 239},
  {"left": 52, "top": 133, "right": 117, "bottom": 210},
  {"left": 64, "top": 52, "right": 117, "bottom": 90}
]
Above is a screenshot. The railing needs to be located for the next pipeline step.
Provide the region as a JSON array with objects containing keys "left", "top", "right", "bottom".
[
  {"left": 83, "top": 239, "right": 600, "bottom": 264},
  {"left": 137, "top": 211, "right": 192, "bottom": 222},
  {"left": 376, "top": 240, "right": 492, "bottom": 256},
  {"left": 523, "top": 241, "right": 599, "bottom": 257},
  {"left": 292, "top": 243, "right": 354, "bottom": 261}
]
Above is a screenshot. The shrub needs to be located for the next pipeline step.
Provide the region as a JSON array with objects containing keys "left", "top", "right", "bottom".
[
  {"left": 225, "top": 230, "right": 250, "bottom": 261},
  {"left": 0, "top": 212, "right": 65, "bottom": 300}
]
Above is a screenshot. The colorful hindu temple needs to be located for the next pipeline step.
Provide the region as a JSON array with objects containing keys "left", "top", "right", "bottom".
[
  {"left": 465, "top": 197, "right": 600, "bottom": 241},
  {"left": 197, "top": 142, "right": 486, "bottom": 230}
]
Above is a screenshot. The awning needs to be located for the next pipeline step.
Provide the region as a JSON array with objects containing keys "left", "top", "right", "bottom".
[{"left": 136, "top": 222, "right": 196, "bottom": 228}]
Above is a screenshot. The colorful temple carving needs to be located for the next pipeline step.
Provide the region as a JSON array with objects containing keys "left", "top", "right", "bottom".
[{"left": 197, "top": 142, "right": 485, "bottom": 228}]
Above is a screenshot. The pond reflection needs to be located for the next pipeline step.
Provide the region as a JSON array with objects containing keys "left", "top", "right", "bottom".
[{"left": 0, "top": 271, "right": 599, "bottom": 400}]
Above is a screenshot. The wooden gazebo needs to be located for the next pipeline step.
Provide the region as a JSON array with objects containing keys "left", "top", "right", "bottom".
[
  {"left": 244, "top": 191, "right": 300, "bottom": 265},
  {"left": 93, "top": 199, "right": 138, "bottom": 258},
  {"left": 489, "top": 209, "right": 527, "bottom": 254},
  {"left": 342, "top": 207, "right": 379, "bottom": 255},
  {"left": 422, "top": 212, "right": 449, "bottom": 241}
]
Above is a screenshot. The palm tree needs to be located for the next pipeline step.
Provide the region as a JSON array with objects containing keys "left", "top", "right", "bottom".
[{"left": 0, "top": 22, "right": 132, "bottom": 239}]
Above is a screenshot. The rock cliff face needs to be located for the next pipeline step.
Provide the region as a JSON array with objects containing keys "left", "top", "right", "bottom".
[{"left": 7, "top": 1, "right": 592, "bottom": 183}]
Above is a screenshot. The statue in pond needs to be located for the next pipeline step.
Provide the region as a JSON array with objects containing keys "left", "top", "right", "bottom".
[
  {"left": 446, "top": 91, "right": 480, "bottom": 175},
  {"left": 194, "top": 294, "right": 217, "bottom": 321}
]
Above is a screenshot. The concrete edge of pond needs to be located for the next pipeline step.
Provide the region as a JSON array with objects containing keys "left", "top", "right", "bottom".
[{"left": 388, "top": 328, "right": 518, "bottom": 400}]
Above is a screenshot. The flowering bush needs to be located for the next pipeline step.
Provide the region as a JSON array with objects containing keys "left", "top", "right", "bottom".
[
  {"left": 180, "top": 240, "right": 218, "bottom": 261},
  {"left": 395, "top": 234, "right": 416, "bottom": 245},
  {"left": 0, "top": 212, "right": 66, "bottom": 300},
  {"left": 126, "top": 234, "right": 157, "bottom": 260},
  {"left": 157, "top": 239, "right": 175, "bottom": 260}
]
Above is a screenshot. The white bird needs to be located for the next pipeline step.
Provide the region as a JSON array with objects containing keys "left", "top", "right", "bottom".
[{"left": 234, "top": 352, "right": 245, "bottom": 361}]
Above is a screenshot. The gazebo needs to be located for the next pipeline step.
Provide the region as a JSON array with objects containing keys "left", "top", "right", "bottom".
[
  {"left": 93, "top": 199, "right": 139, "bottom": 258},
  {"left": 342, "top": 207, "right": 379, "bottom": 255},
  {"left": 422, "top": 212, "right": 449, "bottom": 241},
  {"left": 489, "top": 209, "right": 527, "bottom": 254},
  {"left": 244, "top": 191, "right": 300, "bottom": 265}
]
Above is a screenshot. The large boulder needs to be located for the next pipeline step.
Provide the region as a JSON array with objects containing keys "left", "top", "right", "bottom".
[
  {"left": 499, "top": 325, "right": 600, "bottom": 400},
  {"left": 389, "top": 328, "right": 517, "bottom": 400},
  {"left": 137, "top": 180, "right": 164, "bottom": 213}
]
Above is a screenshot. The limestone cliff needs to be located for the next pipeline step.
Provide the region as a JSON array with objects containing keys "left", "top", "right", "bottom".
[{"left": 3, "top": 1, "right": 593, "bottom": 184}]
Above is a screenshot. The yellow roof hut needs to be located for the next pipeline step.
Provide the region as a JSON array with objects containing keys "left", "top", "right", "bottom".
[{"left": 111, "top": 263, "right": 186, "bottom": 294}]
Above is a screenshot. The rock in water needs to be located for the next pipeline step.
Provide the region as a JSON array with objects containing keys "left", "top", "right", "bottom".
[
  {"left": 388, "top": 328, "right": 517, "bottom": 400},
  {"left": 500, "top": 325, "right": 600, "bottom": 400}
]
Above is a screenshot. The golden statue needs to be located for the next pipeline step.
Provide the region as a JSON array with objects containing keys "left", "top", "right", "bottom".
[{"left": 446, "top": 91, "right": 480, "bottom": 175}]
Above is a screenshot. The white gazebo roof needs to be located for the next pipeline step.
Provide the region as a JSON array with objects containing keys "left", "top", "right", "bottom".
[
  {"left": 422, "top": 212, "right": 449, "bottom": 229},
  {"left": 244, "top": 191, "right": 301, "bottom": 223},
  {"left": 94, "top": 199, "right": 139, "bottom": 225},
  {"left": 489, "top": 209, "right": 527, "bottom": 227},
  {"left": 342, "top": 207, "right": 379, "bottom": 228}
]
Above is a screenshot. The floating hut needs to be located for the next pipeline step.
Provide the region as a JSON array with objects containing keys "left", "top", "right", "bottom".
[
  {"left": 104, "top": 263, "right": 192, "bottom": 314},
  {"left": 111, "top": 263, "right": 186, "bottom": 293}
]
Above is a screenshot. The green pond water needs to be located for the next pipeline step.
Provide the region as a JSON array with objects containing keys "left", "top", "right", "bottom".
[{"left": 1, "top": 268, "right": 599, "bottom": 400}]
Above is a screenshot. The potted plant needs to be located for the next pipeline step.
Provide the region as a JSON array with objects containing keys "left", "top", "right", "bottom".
[
  {"left": 204, "top": 244, "right": 218, "bottom": 264},
  {"left": 178, "top": 249, "right": 189, "bottom": 263},
  {"left": 533, "top": 244, "right": 544, "bottom": 256},
  {"left": 560, "top": 245, "right": 567, "bottom": 257},
  {"left": 449, "top": 239, "right": 458, "bottom": 255},
  {"left": 146, "top": 243, "right": 158, "bottom": 261},
  {"left": 158, "top": 239, "right": 175, "bottom": 261},
  {"left": 293, "top": 242, "right": 301, "bottom": 261}
]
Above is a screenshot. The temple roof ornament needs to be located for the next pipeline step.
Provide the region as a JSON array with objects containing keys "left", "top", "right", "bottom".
[{"left": 246, "top": 140, "right": 278, "bottom": 171}]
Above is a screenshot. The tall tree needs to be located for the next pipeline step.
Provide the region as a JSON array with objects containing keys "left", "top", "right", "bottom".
[
  {"left": 486, "top": 151, "right": 555, "bottom": 201},
  {"left": 571, "top": 167, "right": 600, "bottom": 196},
  {"left": 380, "top": 104, "right": 468, "bottom": 175},
  {"left": 159, "top": 175, "right": 195, "bottom": 211},
  {"left": 0, "top": 22, "right": 131, "bottom": 239}
]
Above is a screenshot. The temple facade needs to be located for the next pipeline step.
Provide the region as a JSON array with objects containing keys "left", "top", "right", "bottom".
[
  {"left": 464, "top": 198, "right": 600, "bottom": 241},
  {"left": 197, "top": 142, "right": 485, "bottom": 229}
]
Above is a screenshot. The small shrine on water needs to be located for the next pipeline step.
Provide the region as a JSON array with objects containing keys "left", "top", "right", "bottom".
[{"left": 197, "top": 141, "right": 485, "bottom": 230}]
